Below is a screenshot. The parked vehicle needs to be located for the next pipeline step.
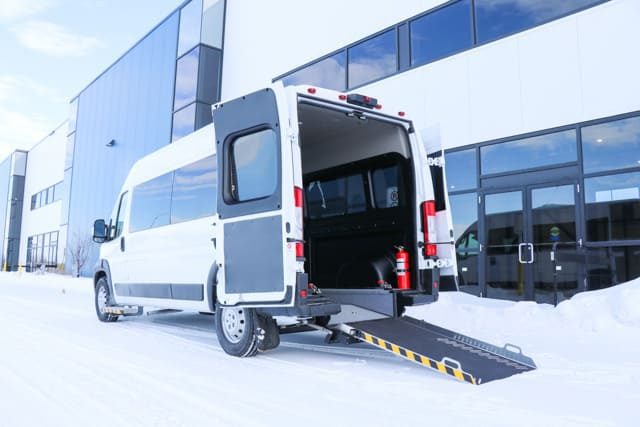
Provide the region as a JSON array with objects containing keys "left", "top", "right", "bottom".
[{"left": 92, "top": 83, "right": 457, "bottom": 357}]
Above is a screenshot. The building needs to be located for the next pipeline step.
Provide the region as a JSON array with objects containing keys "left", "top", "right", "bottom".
[{"left": 5, "top": 0, "right": 639, "bottom": 302}]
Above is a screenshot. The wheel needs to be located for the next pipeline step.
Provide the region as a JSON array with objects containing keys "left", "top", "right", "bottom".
[
  {"left": 95, "top": 277, "right": 119, "bottom": 323},
  {"left": 215, "top": 302, "right": 259, "bottom": 357}
]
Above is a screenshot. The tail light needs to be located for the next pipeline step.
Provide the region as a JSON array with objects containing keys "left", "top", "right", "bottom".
[
  {"left": 421, "top": 200, "right": 437, "bottom": 257},
  {"left": 294, "top": 186, "right": 304, "bottom": 259}
]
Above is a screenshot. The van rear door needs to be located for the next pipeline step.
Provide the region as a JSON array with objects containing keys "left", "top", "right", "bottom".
[{"left": 213, "top": 86, "right": 296, "bottom": 307}]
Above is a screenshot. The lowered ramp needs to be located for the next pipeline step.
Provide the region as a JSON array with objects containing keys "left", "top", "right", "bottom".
[{"left": 336, "top": 317, "right": 536, "bottom": 385}]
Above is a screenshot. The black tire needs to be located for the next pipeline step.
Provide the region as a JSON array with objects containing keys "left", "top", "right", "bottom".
[
  {"left": 95, "top": 277, "right": 119, "bottom": 323},
  {"left": 215, "top": 302, "right": 259, "bottom": 357}
]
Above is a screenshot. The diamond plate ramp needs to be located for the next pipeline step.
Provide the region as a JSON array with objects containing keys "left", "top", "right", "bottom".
[{"left": 338, "top": 316, "right": 536, "bottom": 384}]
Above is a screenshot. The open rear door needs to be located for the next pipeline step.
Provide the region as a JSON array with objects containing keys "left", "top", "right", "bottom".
[{"left": 213, "top": 86, "right": 295, "bottom": 307}]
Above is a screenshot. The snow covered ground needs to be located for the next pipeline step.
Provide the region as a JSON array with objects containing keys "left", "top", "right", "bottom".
[{"left": 0, "top": 272, "right": 638, "bottom": 427}]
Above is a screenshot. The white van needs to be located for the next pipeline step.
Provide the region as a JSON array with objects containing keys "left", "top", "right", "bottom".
[{"left": 92, "top": 83, "right": 456, "bottom": 357}]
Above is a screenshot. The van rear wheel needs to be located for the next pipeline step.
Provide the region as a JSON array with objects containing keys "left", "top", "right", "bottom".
[{"left": 215, "top": 302, "right": 259, "bottom": 357}]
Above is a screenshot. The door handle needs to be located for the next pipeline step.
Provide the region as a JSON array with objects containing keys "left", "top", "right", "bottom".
[
  {"left": 527, "top": 243, "right": 534, "bottom": 264},
  {"left": 120, "top": 236, "right": 125, "bottom": 252},
  {"left": 518, "top": 243, "right": 526, "bottom": 264}
]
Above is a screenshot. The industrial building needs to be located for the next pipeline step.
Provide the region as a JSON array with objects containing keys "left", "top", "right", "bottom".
[{"left": 2, "top": 0, "right": 638, "bottom": 303}]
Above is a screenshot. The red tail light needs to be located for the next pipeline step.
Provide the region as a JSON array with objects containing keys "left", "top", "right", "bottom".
[
  {"left": 295, "top": 241, "right": 304, "bottom": 258},
  {"left": 339, "top": 94, "right": 347, "bottom": 101},
  {"left": 294, "top": 186, "right": 303, "bottom": 208},
  {"left": 421, "top": 200, "right": 437, "bottom": 258},
  {"left": 307, "top": 87, "right": 317, "bottom": 94}
]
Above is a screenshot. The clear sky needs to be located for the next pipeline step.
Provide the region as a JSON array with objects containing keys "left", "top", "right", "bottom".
[{"left": 0, "top": 0, "right": 185, "bottom": 162}]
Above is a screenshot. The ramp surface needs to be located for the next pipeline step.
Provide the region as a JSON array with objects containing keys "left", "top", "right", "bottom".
[{"left": 341, "top": 317, "right": 536, "bottom": 384}]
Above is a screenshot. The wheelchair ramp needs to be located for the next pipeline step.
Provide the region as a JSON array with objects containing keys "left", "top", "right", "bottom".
[{"left": 336, "top": 317, "right": 536, "bottom": 384}]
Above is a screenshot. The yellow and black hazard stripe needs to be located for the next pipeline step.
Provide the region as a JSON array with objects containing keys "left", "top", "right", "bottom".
[{"left": 361, "top": 332, "right": 477, "bottom": 385}]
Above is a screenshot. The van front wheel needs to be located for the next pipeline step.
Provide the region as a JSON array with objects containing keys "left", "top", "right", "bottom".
[
  {"left": 95, "top": 277, "right": 119, "bottom": 323},
  {"left": 215, "top": 302, "right": 259, "bottom": 357}
]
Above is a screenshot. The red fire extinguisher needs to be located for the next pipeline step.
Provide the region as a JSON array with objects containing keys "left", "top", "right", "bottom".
[{"left": 395, "top": 246, "right": 411, "bottom": 290}]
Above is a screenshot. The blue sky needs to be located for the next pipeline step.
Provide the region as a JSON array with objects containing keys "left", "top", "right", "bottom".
[{"left": 0, "top": 0, "right": 184, "bottom": 161}]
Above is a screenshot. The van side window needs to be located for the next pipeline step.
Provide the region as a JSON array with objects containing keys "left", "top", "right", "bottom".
[
  {"left": 372, "top": 166, "right": 401, "bottom": 209},
  {"left": 231, "top": 129, "right": 278, "bottom": 201},
  {"left": 306, "top": 174, "right": 366, "bottom": 219},
  {"left": 113, "top": 192, "right": 129, "bottom": 238},
  {"left": 130, "top": 172, "right": 173, "bottom": 232},
  {"left": 171, "top": 155, "right": 217, "bottom": 223}
]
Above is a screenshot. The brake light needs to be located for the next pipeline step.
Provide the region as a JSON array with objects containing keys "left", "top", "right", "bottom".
[
  {"left": 294, "top": 186, "right": 304, "bottom": 259},
  {"left": 294, "top": 186, "right": 303, "bottom": 208},
  {"left": 421, "top": 200, "right": 437, "bottom": 257},
  {"left": 295, "top": 241, "right": 304, "bottom": 258}
]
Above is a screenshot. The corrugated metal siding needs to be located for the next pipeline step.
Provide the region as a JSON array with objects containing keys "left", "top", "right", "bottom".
[{"left": 68, "top": 12, "right": 179, "bottom": 275}]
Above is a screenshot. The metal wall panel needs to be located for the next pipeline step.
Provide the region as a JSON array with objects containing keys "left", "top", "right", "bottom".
[{"left": 67, "top": 12, "right": 180, "bottom": 275}]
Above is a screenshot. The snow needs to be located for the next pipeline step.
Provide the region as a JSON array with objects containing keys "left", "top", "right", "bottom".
[{"left": 1, "top": 272, "right": 639, "bottom": 426}]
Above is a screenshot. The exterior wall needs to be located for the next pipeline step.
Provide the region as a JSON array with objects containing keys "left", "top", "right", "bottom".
[
  {"left": 223, "top": 0, "right": 638, "bottom": 151},
  {"left": 221, "top": 0, "right": 438, "bottom": 100},
  {"left": 19, "top": 122, "right": 66, "bottom": 269},
  {"left": 0, "top": 151, "right": 27, "bottom": 270},
  {"left": 0, "top": 157, "right": 11, "bottom": 268},
  {"left": 67, "top": 12, "right": 180, "bottom": 275}
]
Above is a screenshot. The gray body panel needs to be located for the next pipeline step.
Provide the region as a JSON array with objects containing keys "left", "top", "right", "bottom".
[{"left": 224, "top": 216, "right": 284, "bottom": 294}]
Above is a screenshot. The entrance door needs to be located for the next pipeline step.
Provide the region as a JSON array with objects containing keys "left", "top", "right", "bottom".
[{"left": 481, "top": 183, "right": 581, "bottom": 302}]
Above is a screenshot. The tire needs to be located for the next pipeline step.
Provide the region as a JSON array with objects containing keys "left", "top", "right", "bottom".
[
  {"left": 95, "top": 277, "right": 119, "bottom": 323},
  {"left": 215, "top": 302, "right": 259, "bottom": 357}
]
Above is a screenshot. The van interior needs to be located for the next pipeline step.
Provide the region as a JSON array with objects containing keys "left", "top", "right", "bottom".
[{"left": 298, "top": 101, "right": 418, "bottom": 291}]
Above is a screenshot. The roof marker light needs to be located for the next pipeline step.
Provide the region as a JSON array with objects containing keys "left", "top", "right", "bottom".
[
  {"left": 398, "top": 111, "right": 406, "bottom": 117},
  {"left": 339, "top": 94, "right": 347, "bottom": 101},
  {"left": 307, "top": 87, "right": 317, "bottom": 94},
  {"left": 374, "top": 104, "right": 382, "bottom": 110}
]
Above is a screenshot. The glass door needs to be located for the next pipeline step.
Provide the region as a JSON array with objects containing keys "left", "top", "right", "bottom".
[
  {"left": 483, "top": 191, "right": 526, "bottom": 300},
  {"left": 530, "top": 184, "right": 580, "bottom": 304},
  {"left": 481, "top": 183, "right": 582, "bottom": 303}
]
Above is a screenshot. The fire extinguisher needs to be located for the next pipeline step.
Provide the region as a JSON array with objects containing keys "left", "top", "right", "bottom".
[{"left": 395, "top": 246, "right": 411, "bottom": 290}]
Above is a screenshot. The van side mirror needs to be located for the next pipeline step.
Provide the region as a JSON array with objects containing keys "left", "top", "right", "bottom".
[{"left": 93, "top": 219, "right": 107, "bottom": 243}]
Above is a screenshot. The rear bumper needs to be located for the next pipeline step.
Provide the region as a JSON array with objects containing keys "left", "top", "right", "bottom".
[{"left": 321, "top": 287, "right": 437, "bottom": 318}]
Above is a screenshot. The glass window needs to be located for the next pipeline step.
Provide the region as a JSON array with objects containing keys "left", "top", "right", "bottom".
[
  {"left": 581, "top": 116, "right": 640, "bottom": 174},
  {"left": 282, "top": 52, "right": 347, "bottom": 92},
  {"left": 445, "top": 149, "right": 476, "bottom": 192},
  {"left": 348, "top": 29, "right": 397, "bottom": 88},
  {"left": 60, "top": 169, "right": 72, "bottom": 226},
  {"left": 130, "top": 174, "right": 173, "bottom": 232},
  {"left": 231, "top": 129, "right": 278, "bottom": 202},
  {"left": 114, "top": 192, "right": 129, "bottom": 238},
  {"left": 372, "top": 166, "right": 402, "bottom": 208},
  {"left": 53, "top": 182, "right": 63, "bottom": 202},
  {"left": 178, "top": 0, "right": 203, "bottom": 57},
  {"left": 585, "top": 246, "right": 640, "bottom": 290},
  {"left": 306, "top": 174, "right": 366, "bottom": 219},
  {"left": 171, "top": 155, "right": 217, "bottom": 223},
  {"left": 410, "top": 0, "right": 473, "bottom": 66},
  {"left": 47, "top": 186, "right": 55, "bottom": 204},
  {"left": 174, "top": 47, "right": 200, "bottom": 110},
  {"left": 31, "top": 194, "right": 37, "bottom": 210},
  {"left": 65, "top": 133, "right": 75, "bottom": 170},
  {"left": 481, "top": 130, "right": 577, "bottom": 175},
  {"left": 67, "top": 98, "right": 78, "bottom": 135},
  {"left": 201, "top": 0, "right": 224, "bottom": 49},
  {"left": 585, "top": 171, "right": 640, "bottom": 241},
  {"left": 172, "top": 103, "right": 196, "bottom": 142},
  {"left": 475, "top": 0, "right": 604, "bottom": 44}
]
